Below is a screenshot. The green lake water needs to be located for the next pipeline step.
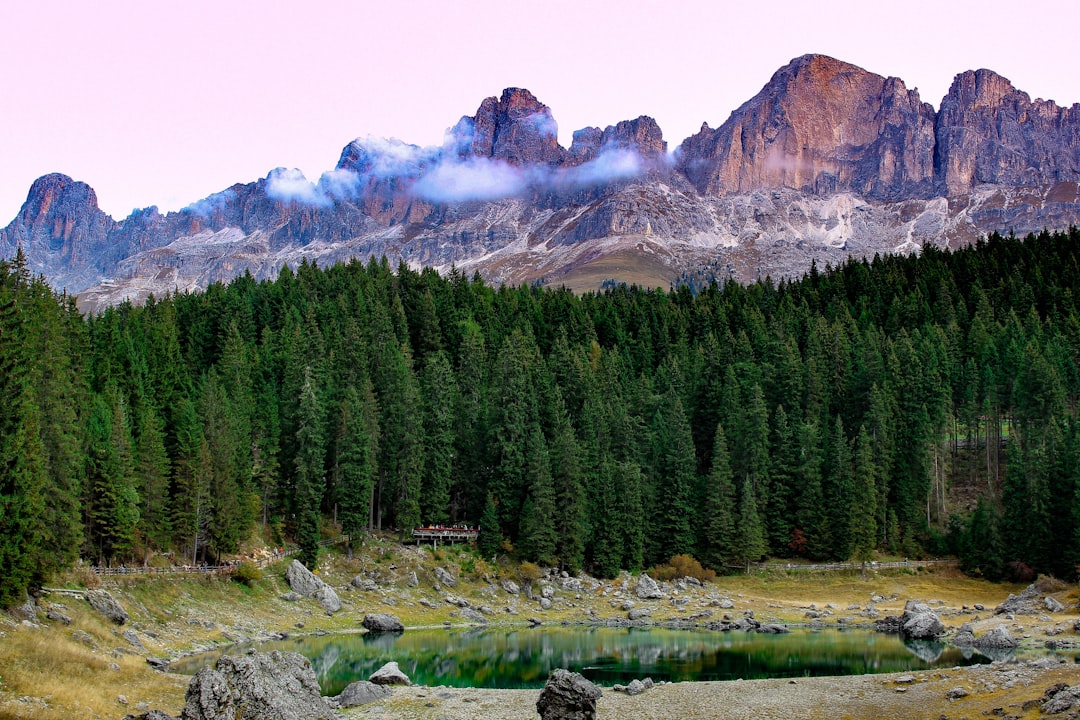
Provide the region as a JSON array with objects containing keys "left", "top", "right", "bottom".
[{"left": 170, "top": 626, "right": 1071, "bottom": 695}]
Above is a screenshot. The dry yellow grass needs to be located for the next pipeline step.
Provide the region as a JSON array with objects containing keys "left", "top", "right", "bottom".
[{"left": 0, "top": 543, "right": 1075, "bottom": 720}]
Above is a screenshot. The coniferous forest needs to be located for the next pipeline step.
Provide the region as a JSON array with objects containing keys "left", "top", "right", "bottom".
[{"left": 4, "top": 229, "right": 1080, "bottom": 606}]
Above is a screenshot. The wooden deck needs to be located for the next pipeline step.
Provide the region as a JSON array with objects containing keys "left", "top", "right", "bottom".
[{"left": 412, "top": 527, "right": 479, "bottom": 546}]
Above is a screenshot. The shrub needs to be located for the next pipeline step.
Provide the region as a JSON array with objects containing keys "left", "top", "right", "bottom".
[
  {"left": 650, "top": 554, "right": 716, "bottom": 584},
  {"left": 516, "top": 561, "right": 543, "bottom": 586},
  {"left": 231, "top": 561, "right": 263, "bottom": 586}
]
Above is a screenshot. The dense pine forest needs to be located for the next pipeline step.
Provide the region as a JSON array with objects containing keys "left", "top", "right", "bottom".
[{"left": 3, "top": 229, "right": 1080, "bottom": 605}]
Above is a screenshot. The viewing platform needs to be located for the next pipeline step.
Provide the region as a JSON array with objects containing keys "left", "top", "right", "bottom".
[{"left": 412, "top": 525, "right": 479, "bottom": 547}]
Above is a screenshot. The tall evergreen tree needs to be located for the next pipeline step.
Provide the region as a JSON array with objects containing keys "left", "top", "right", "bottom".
[
  {"left": 294, "top": 367, "right": 326, "bottom": 568},
  {"left": 701, "top": 424, "right": 736, "bottom": 569}
]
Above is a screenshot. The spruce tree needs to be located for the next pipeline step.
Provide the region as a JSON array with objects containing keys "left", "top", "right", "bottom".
[
  {"left": 701, "top": 424, "right": 736, "bottom": 570},
  {"left": 294, "top": 367, "right": 325, "bottom": 568},
  {"left": 850, "top": 425, "right": 879, "bottom": 571}
]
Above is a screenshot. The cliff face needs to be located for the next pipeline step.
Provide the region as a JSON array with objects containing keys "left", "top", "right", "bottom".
[
  {"left": 4, "top": 55, "right": 1080, "bottom": 308},
  {"left": 676, "top": 55, "right": 937, "bottom": 200},
  {"left": 935, "top": 69, "right": 1080, "bottom": 195}
]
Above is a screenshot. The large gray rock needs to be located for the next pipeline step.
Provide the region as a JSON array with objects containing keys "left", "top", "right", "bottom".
[
  {"left": 974, "top": 626, "right": 1018, "bottom": 649},
  {"left": 952, "top": 622, "right": 976, "bottom": 646},
  {"left": 636, "top": 574, "right": 664, "bottom": 600},
  {"left": 369, "top": 661, "right": 411, "bottom": 686},
  {"left": 285, "top": 560, "right": 324, "bottom": 598},
  {"left": 537, "top": 669, "right": 602, "bottom": 720},
  {"left": 1043, "top": 685, "right": 1080, "bottom": 715},
  {"left": 1045, "top": 595, "right": 1066, "bottom": 613},
  {"left": 460, "top": 607, "right": 488, "bottom": 624},
  {"left": 335, "top": 680, "right": 391, "bottom": 708},
  {"left": 502, "top": 579, "right": 520, "bottom": 595},
  {"left": 284, "top": 560, "right": 340, "bottom": 615},
  {"left": 434, "top": 566, "right": 457, "bottom": 587},
  {"left": 312, "top": 585, "right": 341, "bottom": 615},
  {"left": 362, "top": 613, "right": 404, "bottom": 633},
  {"left": 181, "top": 650, "right": 335, "bottom": 720},
  {"left": 86, "top": 589, "right": 129, "bottom": 625},
  {"left": 903, "top": 611, "right": 945, "bottom": 640}
]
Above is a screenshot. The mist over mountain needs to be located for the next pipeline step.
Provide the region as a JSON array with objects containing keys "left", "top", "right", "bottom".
[{"left": 4, "top": 55, "right": 1080, "bottom": 309}]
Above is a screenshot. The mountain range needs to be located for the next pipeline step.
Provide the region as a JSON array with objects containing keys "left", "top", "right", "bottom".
[{"left": 3, "top": 53, "right": 1079, "bottom": 309}]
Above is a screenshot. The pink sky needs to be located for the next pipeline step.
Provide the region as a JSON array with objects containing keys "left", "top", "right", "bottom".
[{"left": 2, "top": 0, "right": 1077, "bottom": 223}]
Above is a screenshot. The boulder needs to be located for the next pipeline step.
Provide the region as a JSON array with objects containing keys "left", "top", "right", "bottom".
[
  {"left": 903, "top": 611, "right": 945, "bottom": 640},
  {"left": 1046, "top": 596, "right": 1066, "bottom": 613},
  {"left": 1043, "top": 685, "right": 1080, "bottom": 715},
  {"left": 974, "top": 626, "right": 1018, "bottom": 649},
  {"left": 350, "top": 577, "right": 378, "bottom": 592},
  {"left": 758, "top": 623, "right": 791, "bottom": 634},
  {"left": 952, "top": 623, "right": 976, "bottom": 646},
  {"left": 369, "top": 661, "right": 411, "bottom": 686},
  {"left": 335, "top": 680, "right": 391, "bottom": 708},
  {"left": 636, "top": 574, "right": 664, "bottom": 600},
  {"left": 502, "top": 579, "right": 520, "bottom": 595},
  {"left": 434, "top": 567, "right": 456, "bottom": 587},
  {"left": 181, "top": 650, "right": 335, "bottom": 720},
  {"left": 536, "top": 669, "right": 602, "bottom": 720},
  {"left": 86, "top": 589, "right": 129, "bottom": 625},
  {"left": 625, "top": 679, "right": 646, "bottom": 696},
  {"left": 540, "top": 597, "right": 553, "bottom": 610},
  {"left": 312, "top": 585, "right": 341, "bottom": 615},
  {"left": 405, "top": 571, "right": 419, "bottom": 587},
  {"left": 46, "top": 609, "right": 72, "bottom": 625},
  {"left": 123, "top": 712, "right": 178, "bottom": 720},
  {"left": 460, "top": 607, "right": 488, "bottom": 624},
  {"left": 362, "top": 613, "right": 404, "bottom": 633},
  {"left": 285, "top": 560, "right": 324, "bottom": 598},
  {"left": 279, "top": 591, "right": 303, "bottom": 602},
  {"left": 628, "top": 608, "right": 652, "bottom": 622}
]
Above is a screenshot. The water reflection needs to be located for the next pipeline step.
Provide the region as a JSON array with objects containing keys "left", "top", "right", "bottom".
[{"left": 169, "top": 627, "right": 1050, "bottom": 695}]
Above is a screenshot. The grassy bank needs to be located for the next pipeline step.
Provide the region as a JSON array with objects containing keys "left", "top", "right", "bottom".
[{"left": 0, "top": 538, "right": 1075, "bottom": 720}]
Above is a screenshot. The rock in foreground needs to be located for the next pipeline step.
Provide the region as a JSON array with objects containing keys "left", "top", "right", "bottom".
[
  {"left": 369, "top": 661, "right": 411, "bottom": 686},
  {"left": 335, "top": 680, "right": 391, "bottom": 708},
  {"left": 182, "top": 650, "right": 335, "bottom": 720},
  {"left": 537, "top": 668, "right": 602, "bottom": 720},
  {"left": 362, "top": 613, "right": 404, "bottom": 633}
]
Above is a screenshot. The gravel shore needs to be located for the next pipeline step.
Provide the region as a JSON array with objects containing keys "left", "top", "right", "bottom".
[{"left": 346, "top": 658, "right": 1080, "bottom": 720}]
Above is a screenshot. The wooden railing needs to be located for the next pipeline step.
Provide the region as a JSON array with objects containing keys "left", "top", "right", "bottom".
[
  {"left": 751, "top": 559, "right": 958, "bottom": 572},
  {"left": 83, "top": 535, "right": 351, "bottom": 576}
]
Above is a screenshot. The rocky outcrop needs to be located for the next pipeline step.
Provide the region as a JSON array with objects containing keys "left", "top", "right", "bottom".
[
  {"left": 677, "top": 54, "right": 937, "bottom": 201},
  {"left": 362, "top": 613, "right": 404, "bottom": 633},
  {"left": 876, "top": 600, "right": 944, "bottom": 639},
  {"left": 449, "top": 88, "right": 565, "bottom": 167},
  {"left": 636, "top": 573, "right": 664, "bottom": 599},
  {"left": 86, "top": 589, "right": 129, "bottom": 625},
  {"left": 536, "top": 669, "right": 602, "bottom": 720},
  {"left": 335, "top": 680, "right": 391, "bottom": 708},
  {"left": 974, "top": 626, "right": 1018, "bottom": 649},
  {"left": 181, "top": 651, "right": 335, "bottom": 720},
  {"left": 285, "top": 560, "right": 341, "bottom": 615},
  {"left": 935, "top": 69, "right": 1080, "bottom": 196},
  {"left": 369, "top": 661, "right": 411, "bottom": 686}
]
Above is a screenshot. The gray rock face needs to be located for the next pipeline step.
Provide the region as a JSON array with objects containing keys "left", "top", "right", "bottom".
[
  {"left": 903, "top": 611, "right": 945, "bottom": 640},
  {"left": 181, "top": 650, "right": 335, "bottom": 720},
  {"left": 1043, "top": 684, "right": 1080, "bottom": 715},
  {"left": 350, "top": 576, "right": 378, "bottom": 592},
  {"left": 369, "top": 661, "right": 411, "bottom": 686},
  {"left": 952, "top": 622, "right": 976, "bottom": 646},
  {"left": 312, "top": 585, "right": 341, "bottom": 615},
  {"left": 284, "top": 560, "right": 341, "bottom": 615},
  {"left": 285, "top": 560, "right": 324, "bottom": 597},
  {"left": 335, "top": 680, "right": 391, "bottom": 708},
  {"left": 536, "top": 669, "right": 603, "bottom": 720},
  {"left": 501, "top": 579, "right": 520, "bottom": 595},
  {"left": 86, "top": 589, "right": 129, "bottom": 625},
  {"left": 362, "top": 613, "right": 404, "bottom": 633},
  {"left": 627, "top": 608, "right": 652, "bottom": 622},
  {"left": 434, "top": 567, "right": 456, "bottom": 587},
  {"left": 636, "top": 574, "right": 664, "bottom": 600},
  {"left": 1045, "top": 595, "right": 1066, "bottom": 613},
  {"left": 459, "top": 607, "right": 488, "bottom": 624},
  {"left": 974, "top": 626, "right": 1018, "bottom": 649}
]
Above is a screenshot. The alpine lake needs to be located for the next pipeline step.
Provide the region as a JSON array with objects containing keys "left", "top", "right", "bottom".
[{"left": 169, "top": 625, "right": 1077, "bottom": 695}]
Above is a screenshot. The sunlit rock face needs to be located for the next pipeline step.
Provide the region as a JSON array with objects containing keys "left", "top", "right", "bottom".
[{"left": 4, "top": 55, "right": 1080, "bottom": 310}]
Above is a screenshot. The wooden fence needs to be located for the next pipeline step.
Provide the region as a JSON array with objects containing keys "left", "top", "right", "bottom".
[
  {"left": 751, "top": 559, "right": 958, "bottom": 572},
  {"left": 83, "top": 535, "right": 350, "bottom": 577}
]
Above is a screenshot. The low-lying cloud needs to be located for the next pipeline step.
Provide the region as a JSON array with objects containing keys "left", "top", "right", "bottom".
[{"left": 260, "top": 137, "right": 649, "bottom": 208}]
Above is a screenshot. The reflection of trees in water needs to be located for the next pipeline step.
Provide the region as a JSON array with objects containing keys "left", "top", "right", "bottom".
[{"left": 170, "top": 628, "right": 1022, "bottom": 694}]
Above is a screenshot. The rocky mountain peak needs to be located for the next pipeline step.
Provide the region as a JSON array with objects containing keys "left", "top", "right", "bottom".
[
  {"left": 0, "top": 173, "right": 115, "bottom": 273},
  {"left": 448, "top": 87, "right": 564, "bottom": 166},
  {"left": 568, "top": 116, "right": 667, "bottom": 165},
  {"left": 677, "top": 53, "right": 936, "bottom": 200}
]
